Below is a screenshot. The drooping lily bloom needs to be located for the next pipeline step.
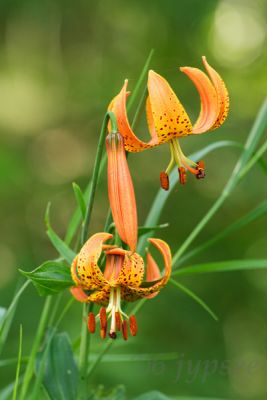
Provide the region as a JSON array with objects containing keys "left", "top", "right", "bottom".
[
  {"left": 108, "top": 56, "right": 229, "bottom": 189},
  {"left": 106, "top": 131, "right": 137, "bottom": 251},
  {"left": 71, "top": 232, "right": 171, "bottom": 340}
]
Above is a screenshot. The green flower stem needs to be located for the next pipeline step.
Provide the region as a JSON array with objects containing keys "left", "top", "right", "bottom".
[
  {"left": 19, "top": 296, "right": 52, "bottom": 400},
  {"left": 77, "top": 303, "right": 89, "bottom": 400},
  {"left": 12, "top": 324, "right": 23, "bottom": 400},
  {"left": 81, "top": 111, "right": 117, "bottom": 245}
]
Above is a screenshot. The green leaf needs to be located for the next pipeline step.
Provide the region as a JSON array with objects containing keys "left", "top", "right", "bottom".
[
  {"left": 19, "top": 261, "right": 73, "bottom": 296},
  {"left": 170, "top": 279, "right": 218, "bottom": 321},
  {"left": 45, "top": 202, "right": 76, "bottom": 264},
  {"left": 65, "top": 180, "right": 92, "bottom": 245},
  {"left": 173, "top": 259, "right": 267, "bottom": 277},
  {"left": 134, "top": 391, "right": 170, "bottom": 400},
  {"left": 138, "top": 223, "right": 169, "bottom": 235},
  {"left": 39, "top": 332, "right": 78, "bottom": 400},
  {"left": 177, "top": 199, "right": 267, "bottom": 267},
  {"left": 12, "top": 324, "right": 23, "bottom": 400},
  {"left": 0, "top": 281, "right": 30, "bottom": 356},
  {"left": 0, "top": 307, "right": 6, "bottom": 324},
  {"left": 72, "top": 182, "right": 86, "bottom": 220}
]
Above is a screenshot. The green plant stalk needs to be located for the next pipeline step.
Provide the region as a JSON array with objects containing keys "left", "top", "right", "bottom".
[
  {"left": 77, "top": 303, "right": 89, "bottom": 400},
  {"left": 81, "top": 111, "right": 117, "bottom": 245},
  {"left": 19, "top": 296, "right": 52, "bottom": 400},
  {"left": 0, "top": 281, "right": 30, "bottom": 356},
  {"left": 12, "top": 325, "right": 23, "bottom": 400},
  {"left": 176, "top": 200, "right": 267, "bottom": 266},
  {"left": 127, "top": 49, "right": 154, "bottom": 110},
  {"left": 169, "top": 279, "right": 218, "bottom": 321}
]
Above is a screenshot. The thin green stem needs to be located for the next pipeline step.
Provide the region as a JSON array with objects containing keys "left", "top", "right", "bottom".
[
  {"left": 20, "top": 296, "right": 52, "bottom": 400},
  {"left": 12, "top": 325, "right": 23, "bottom": 400},
  {"left": 0, "top": 280, "right": 30, "bottom": 353},
  {"left": 48, "top": 293, "right": 62, "bottom": 327},
  {"left": 127, "top": 49, "right": 154, "bottom": 110},
  {"left": 81, "top": 111, "right": 117, "bottom": 245},
  {"left": 87, "top": 340, "right": 113, "bottom": 377},
  {"left": 77, "top": 303, "right": 89, "bottom": 400},
  {"left": 172, "top": 194, "right": 226, "bottom": 266},
  {"left": 238, "top": 140, "right": 267, "bottom": 180}
]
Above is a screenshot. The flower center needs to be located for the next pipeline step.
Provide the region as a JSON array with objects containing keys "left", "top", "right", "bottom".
[
  {"left": 160, "top": 138, "right": 205, "bottom": 190},
  {"left": 87, "top": 287, "right": 138, "bottom": 340}
]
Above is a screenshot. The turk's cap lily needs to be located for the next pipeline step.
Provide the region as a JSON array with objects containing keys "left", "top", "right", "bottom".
[
  {"left": 70, "top": 232, "right": 171, "bottom": 339},
  {"left": 108, "top": 56, "right": 229, "bottom": 189},
  {"left": 106, "top": 131, "right": 138, "bottom": 252}
]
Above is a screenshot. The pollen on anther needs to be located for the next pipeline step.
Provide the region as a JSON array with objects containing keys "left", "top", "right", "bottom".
[
  {"left": 160, "top": 171, "right": 169, "bottom": 190},
  {"left": 87, "top": 312, "right": 96, "bottom": 333},
  {"left": 115, "top": 311, "right": 121, "bottom": 331},
  {"left": 99, "top": 307, "right": 107, "bottom": 330},
  {"left": 129, "top": 315, "right": 138, "bottom": 336},
  {"left": 178, "top": 167, "right": 187, "bottom": 185},
  {"left": 122, "top": 320, "right": 128, "bottom": 341},
  {"left": 196, "top": 160, "right": 205, "bottom": 180}
]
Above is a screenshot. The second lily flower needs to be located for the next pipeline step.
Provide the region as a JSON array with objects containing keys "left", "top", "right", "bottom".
[{"left": 108, "top": 56, "right": 229, "bottom": 189}]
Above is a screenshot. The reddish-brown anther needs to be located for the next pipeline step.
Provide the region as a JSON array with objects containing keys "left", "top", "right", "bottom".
[
  {"left": 87, "top": 312, "right": 96, "bottom": 333},
  {"left": 99, "top": 307, "right": 107, "bottom": 331},
  {"left": 115, "top": 311, "right": 121, "bottom": 331},
  {"left": 122, "top": 320, "right": 128, "bottom": 341},
  {"left": 196, "top": 160, "right": 205, "bottom": 179},
  {"left": 160, "top": 171, "right": 169, "bottom": 190},
  {"left": 178, "top": 167, "right": 187, "bottom": 185},
  {"left": 129, "top": 315, "right": 138, "bottom": 336},
  {"left": 100, "top": 327, "right": 107, "bottom": 339}
]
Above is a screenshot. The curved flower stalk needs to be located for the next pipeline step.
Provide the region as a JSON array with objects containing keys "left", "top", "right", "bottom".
[
  {"left": 71, "top": 232, "right": 172, "bottom": 340},
  {"left": 108, "top": 56, "right": 229, "bottom": 189}
]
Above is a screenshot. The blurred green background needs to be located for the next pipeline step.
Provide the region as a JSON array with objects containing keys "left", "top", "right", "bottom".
[{"left": 0, "top": 0, "right": 267, "bottom": 398}]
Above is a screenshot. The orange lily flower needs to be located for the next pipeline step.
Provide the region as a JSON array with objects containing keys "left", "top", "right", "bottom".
[
  {"left": 71, "top": 232, "right": 171, "bottom": 340},
  {"left": 108, "top": 56, "right": 229, "bottom": 189},
  {"left": 106, "top": 131, "right": 137, "bottom": 251}
]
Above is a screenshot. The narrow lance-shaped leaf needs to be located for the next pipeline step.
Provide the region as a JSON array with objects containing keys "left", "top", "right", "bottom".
[
  {"left": 173, "top": 259, "right": 267, "bottom": 277},
  {"left": 170, "top": 279, "right": 218, "bottom": 321},
  {"left": 176, "top": 199, "right": 267, "bottom": 267},
  {"left": 72, "top": 182, "right": 86, "bottom": 220},
  {"left": 45, "top": 202, "right": 76, "bottom": 264}
]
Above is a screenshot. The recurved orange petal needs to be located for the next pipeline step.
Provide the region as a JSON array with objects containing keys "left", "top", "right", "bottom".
[
  {"left": 121, "top": 238, "right": 172, "bottom": 301},
  {"left": 106, "top": 132, "right": 138, "bottom": 251},
  {"left": 202, "top": 56, "right": 229, "bottom": 130},
  {"left": 75, "top": 232, "right": 112, "bottom": 289},
  {"left": 180, "top": 57, "right": 229, "bottom": 134},
  {"left": 147, "top": 70, "right": 192, "bottom": 142},
  {"left": 145, "top": 251, "right": 161, "bottom": 299},
  {"left": 70, "top": 285, "right": 110, "bottom": 305},
  {"left": 108, "top": 80, "right": 153, "bottom": 152},
  {"left": 180, "top": 65, "right": 219, "bottom": 134}
]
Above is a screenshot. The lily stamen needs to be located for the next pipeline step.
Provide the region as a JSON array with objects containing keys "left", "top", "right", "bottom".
[
  {"left": 71, "top": 233, "right": 172, "bottom": 340},
  {"left": 161, "top": 138, "right": 206, "bottom": 188}
]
